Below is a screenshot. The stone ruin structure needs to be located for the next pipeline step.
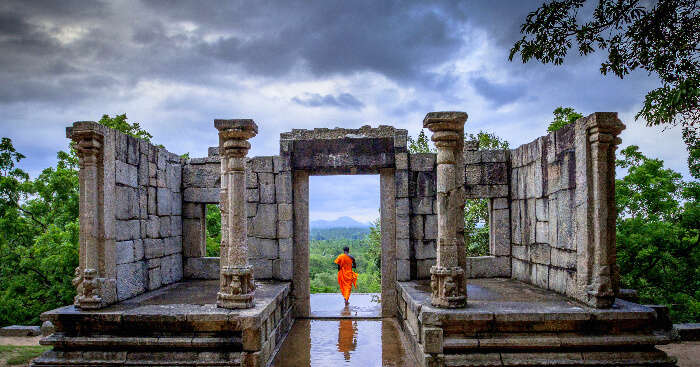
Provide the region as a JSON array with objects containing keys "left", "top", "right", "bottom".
[{"left": 32, "top": 112, "right": 678, "bottom": 366}]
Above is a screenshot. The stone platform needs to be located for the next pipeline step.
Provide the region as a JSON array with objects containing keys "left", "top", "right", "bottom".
[
  {"left": 32, "top": 280, "right": 292, "bottom": 367},
  {"left": 397, "top": 278, "right": 677, "bottom": 367}
]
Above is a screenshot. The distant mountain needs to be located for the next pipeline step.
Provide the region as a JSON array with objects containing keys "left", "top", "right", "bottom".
[{"left": 310, "top": 216, "right": 370, "bottom": 229}]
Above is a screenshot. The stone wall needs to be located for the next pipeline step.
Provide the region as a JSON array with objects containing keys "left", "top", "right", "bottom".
[
  {"left": 181, "top": 149, "right": 293, "bottom": 281},
  {"left": 405, "top": 153, "right": 438, "bottom": 280},
  {"left": 113, "top": 130, "right": 183, "bottom": 301},
  {"left": 509, "top": 123, "right": 578, "bottom": 297}
]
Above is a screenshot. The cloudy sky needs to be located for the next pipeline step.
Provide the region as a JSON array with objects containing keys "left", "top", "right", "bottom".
[{"left": 1, "top": 0, "right": 690, "bottom": 223}]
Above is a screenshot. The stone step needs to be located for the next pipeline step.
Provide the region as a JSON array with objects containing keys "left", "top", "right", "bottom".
[
  {"left": 40, "top": 333, "right": 243, "bottom": 349},
  {"left": 31, "top": 350, "right": 243, "bottom": 366},
  {"left": 443, "top": 332, "right": 671, "bottom": 351},
  {"left": 443, "top": 349, "right": 677, "bottom": 367}
]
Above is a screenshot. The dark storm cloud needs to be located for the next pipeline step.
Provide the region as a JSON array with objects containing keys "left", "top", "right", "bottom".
[
  {"left": 292, "top": 93, "right": 364, "bottom": 110},
  {"left": 470, "top": 77, "right": 527, "bottom": 107}
]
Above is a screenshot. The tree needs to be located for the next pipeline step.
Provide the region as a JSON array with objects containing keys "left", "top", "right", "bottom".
[
  {"left": 510, "top": 0, "right": 699, "bottom": 130},
  {"left": 615, "top": 145, "right": 699, "bottom": 322},
  {"left": 548, "top": 106, "right": 584, "bottom": 132},
  {"left": 98, "top": 114, "right": 154, "bottom": 142},
  {"left": 407, "top": 130, "right": 435, "bottom": 153}
]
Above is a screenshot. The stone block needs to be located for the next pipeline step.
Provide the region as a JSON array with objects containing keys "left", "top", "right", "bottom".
[
  {"left": 414, "top": 240, "right": 436, "bottom": 260},
  {"left": 415, "top": 171, "right": 435, "bottom": 197},
  {"left": 529, "top": 243, "right": 551, "bottom": 265},
  {"left": 251, "top": 259, "right": 273, "bottom": 279},
  {"left": 182, "top": 202, "right": 204, "bottom": 219},
  {"left": 275, "top": 172, "right": 292, "bottom": 203},
  {"left": 183, "top": 218, "right": 205, "bottom": 257},
  {"left": 126, "top": 136, "right": 139, "bottom": 165},
  {"left": 138, "top": 187, "right": 148, "bottom": 219},
  {"left": 156, "top": 188, "right": 172, "bottom": 215},
  {"left": 183, "top": 187, "right": 219, "bottom": 203},
  {"left": 147, "top": 267, "right": 161, "bottom": 291},
  {"left": 171, "top": 215, "right": 182, "bottom": 237},
  {"left": 410, "top": 216, "right": 424, "bottom": 240},
  {"left": 550, "top": 247, "right": 577, "bottom": 269},
  {"left": 258, "top": 173, "right": 275, "bottom": 204},
  {"left": 396, "top": 198, "right": 409, "bottom": 216},
  {"left": 278, "top": 203, "right": 293, "bottom": 221},
  {"left": 465, "top": 164, "right": 481, "bottom": 185},
  {"left": 527, "top": 199, "right": 537, "bottom": 244},
  {"left": 159, "top": 215, "right": 171, "bottom": 237},
  {"left": 116, "top": 186, "right": 139, "bottom": 219},
  {"left": 410, "top": 153, "right": 436, "bottom": 171},
  {"left": 397, "top": 259, "right": 410, "bottom": 281},
  {"left": 116, "top": 133, "right": 128, "bottom": 162},
  {"left": 251, "top": 156, "right": 274, "bottom": 173},
  {"left": 156, "top": 149, "right": 167, "bottom": 170},
  {"left": 251, "top": 204, "right": 277, "bottom": 239},
  {"left": 464, "top": 184, "right": 509, "bottom": 198},
  {"left": 246, "top": 188, "right": 259, "bottom": 203},
  {"left": 395, "top": 170, "right": 409, "bottom": 198},
  {"left": 396, "top": 215, "right": 409, "bottom": 239},
  {"left": 278, "top": 238, "right": 292, "bottom": 260},
  {"left": 156, "top": 168, "right": 166, "bottom": 188},
  {"left": 560, "top": 151, "right": 576, "bottom": 190},
  {"left": 148, "top": 187, "right": 157, "bottom": 215},
  {"left": 138, "top": 156, "right": 149, "bottom": 186},
  {"left": 273, "top": 259, "right": 293, "bottom": 280},
  {"left": 482, "top": 150, "right": 507, "bottom": 163},
  {"left": 183, "top": 257, "right": 219, "bottom": 279},
  {"left": 510, "top": 200, "right": 522, "bottom": 245},
  {"left": 163, "top": 236, "right": 181, "bottom": 256},
  {"left": 116, "top": 220, "right": 139, "bottom": 241},
  {"left": 116, "top": 240, "right": 134, "bottom": 265},
  {"left": 510, "top": 167, "right": 520, "bottom": 199},
  {"left": 484, "top": 162, "right": 508, "bottom": 185},
  {"left": 248, "top": 237, "right": 278, "bottom": 259},
  {"left": 133, "top": 239, "right": 144, "bottom": 261},
  {"left": 411, "top": 197, "right": 433, "bottom": 214},
  {"left": 171, "top": 192, "right": 182, "bottom": 215},
  {"left": 144, "top": 238, "right": 164, "bottom": 259},
  {"left": 247, "top": 202, "right": 257, "bottom": 217},
  {"left": 556, "top": 190, "right": 574, "bottom": 250},
  {"left": 416, "top": 259, "right": 435, "bottom": 279},
  {"left": 463, "top": 150, "right": 481, "bottom": 164},
  {"left": 273, "top": 156, "right": 291, "bottom": 173},
  {"left": 547, "top": 162, "right": 561, "bottom": 195},
  {"left": 533, "top": 263, "right": 549, "bottom": 289},
  {"left": 468, "top": 256, "right": 501, "bottom": 278},
  {"left": 536, "top": 198, "right": 548, "bottom": 221},
  {"left": 512, "top": 245, "right": 527, "bottom": 260},
  {"left": 396, "top": 238, "right": 410, "bottom": 260},
  {"left": 182, "top": 164, "right": 219, "bottom": 188},
  {"left": 395, "top": 153, "right": 408, "bottom": 170},
  {"left": 548, "top": 197, "right": 559, "bottom": 246},
  {"left": 115, "top": 160, "right": 138, "bottom": 187},
  {"left": 423, "top": 327, "right": 443, "bottom": 354},
  {"left": 146, "top": 215, "right": 159, "bottom": 238},
  {"left": 512, "top": 258, "right": 530, "bottom": 283},
  {"left": 535, "top": 221, "right": 549, "bottom": 243},
  {"left": 491, "top": 209, "right": 510, "bottom": 256},
  {"left": 117, "top": 261, "right": 146, "bottom": 301},
  {"left": 423, "top": 215, "right": 437, "bottom": 240},
  {"left": 166, "top": 164, "right": 181, "bottom": 192},
  {"left": 278, "top": 220, "right": 293, "bottom": 239}
]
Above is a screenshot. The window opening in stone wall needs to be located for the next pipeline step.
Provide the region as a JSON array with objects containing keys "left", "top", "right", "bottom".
[
  {"left": 205, "top": 204, "right": 221, "bottom": 257},
  {"left": 308, "top": 174, "right": 380, "bottom": 315},
  {"left": 464, "top": 198, "right": 490, "bottom": 256}
]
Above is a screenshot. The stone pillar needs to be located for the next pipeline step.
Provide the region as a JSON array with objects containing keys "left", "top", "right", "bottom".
[
  {"left": 424, "top": 111, "right": 468, "bottom": 308},
  {"left": 292, "top": 170, "right": 310, "bottom": 318},
  {"left": 575, "top": 113, "right": 625, "bottom": 308},
  {"left": 72, "top": 128, "right": 105, "bottom": 309},
  {"left": 215, "top": 119, "right": 258, "bottom": 309},
  {"left": 380, "top": 168, "right": 396, "bottom": 317}
]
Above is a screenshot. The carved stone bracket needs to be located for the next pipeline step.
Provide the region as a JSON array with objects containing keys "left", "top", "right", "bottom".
[
  {"left": 424, "top": 112, "right": 468, "bottom": 308},
  {"left": 215, "top": 119, "right": 258, "bottom": 309}
]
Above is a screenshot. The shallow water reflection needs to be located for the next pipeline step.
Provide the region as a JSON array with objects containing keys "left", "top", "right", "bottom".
[{"left": 271, "top": 318, "right": 417, "bottom": 366}]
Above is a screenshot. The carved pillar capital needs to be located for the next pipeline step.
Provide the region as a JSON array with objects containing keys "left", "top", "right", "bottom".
[
  {"left": 424, "top": 111, "right": 468, "bottom": 308},
  {"left": 215, "top": 118, "right": 258, "bottom": 309},
  {"left": 72, "top": 130, "right": 104, "bottom": 167}
]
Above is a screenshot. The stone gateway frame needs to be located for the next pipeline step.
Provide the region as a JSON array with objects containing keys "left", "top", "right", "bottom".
[{"left": 33, "top": 112, "right": 678, "bottom": 367}]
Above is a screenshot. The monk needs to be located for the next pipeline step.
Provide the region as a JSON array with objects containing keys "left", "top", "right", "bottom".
[{"left": 334, "top": 246, "right": 358, "bottom": 305}]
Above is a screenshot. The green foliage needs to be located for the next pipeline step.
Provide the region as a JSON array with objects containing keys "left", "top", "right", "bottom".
[
  {"left": 308, "top": 227, "right": 381, "bottom": 293},
  {"left": 408, "top": 130, "right": 435, "bottom": 153},
  {"left": 0, "top": 345, "right": 51, "bottom": 365},
  {"left": 547, "top": 107, "right": 583, "bottom": 132},
  {"left": 464, "top": 131, "right": 510, "bottom": 256},
  {"left": 615, "top": 146, "right": 699, "bottom": 322},
  {"left": 205, "top": 204, "right": 221, "bottom": 257},
  {"left": 510, "top": 0, "right": 699, "bottom": 129},
  {"left": 98, "top": 114, "right": 154, "bottom": 142}
]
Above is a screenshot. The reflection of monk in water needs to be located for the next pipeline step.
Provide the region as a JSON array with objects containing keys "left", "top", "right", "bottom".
[
  {"left": 334, "top": 246, "right": 358, "bottom": 305},
  {"left": 337, "top": 306, "right": 358, "bottom": 361}
]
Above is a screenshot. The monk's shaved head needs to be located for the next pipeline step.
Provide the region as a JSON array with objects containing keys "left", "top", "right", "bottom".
[{"left": 343, "top": 246, "right": 349, "bottom": 253}]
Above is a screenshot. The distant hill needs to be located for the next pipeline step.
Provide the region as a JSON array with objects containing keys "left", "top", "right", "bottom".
[
  {"left": 310, "top": 227, "right": 370, "bottom": 241},
  {"left": 310, "top": 216, "right": 370, "bottom": 229}
]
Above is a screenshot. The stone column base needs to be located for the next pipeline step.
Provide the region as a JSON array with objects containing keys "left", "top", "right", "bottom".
[
  {"left": 217, "top": 265, "right": 255, "bottom": 309},
  {"left": 430, "top": 266, "right": 466, "bottom": 308}
]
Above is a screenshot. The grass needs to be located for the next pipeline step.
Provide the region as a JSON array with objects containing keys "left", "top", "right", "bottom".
[{"left": 0, "top": 345, "right": 51, "bottom": 366}]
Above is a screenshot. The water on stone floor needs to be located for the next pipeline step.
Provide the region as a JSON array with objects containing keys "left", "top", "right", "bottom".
[
  {"left": 270, "top": 319, "right": 418, "bottom": 367},
  {"left": 272, "top": 293, "right": 417, "bottom": 366}
]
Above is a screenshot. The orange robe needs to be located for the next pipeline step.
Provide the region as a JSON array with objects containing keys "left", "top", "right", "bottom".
[{"left": 334, "top": 253, "right": 358, "bottom": 301}]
